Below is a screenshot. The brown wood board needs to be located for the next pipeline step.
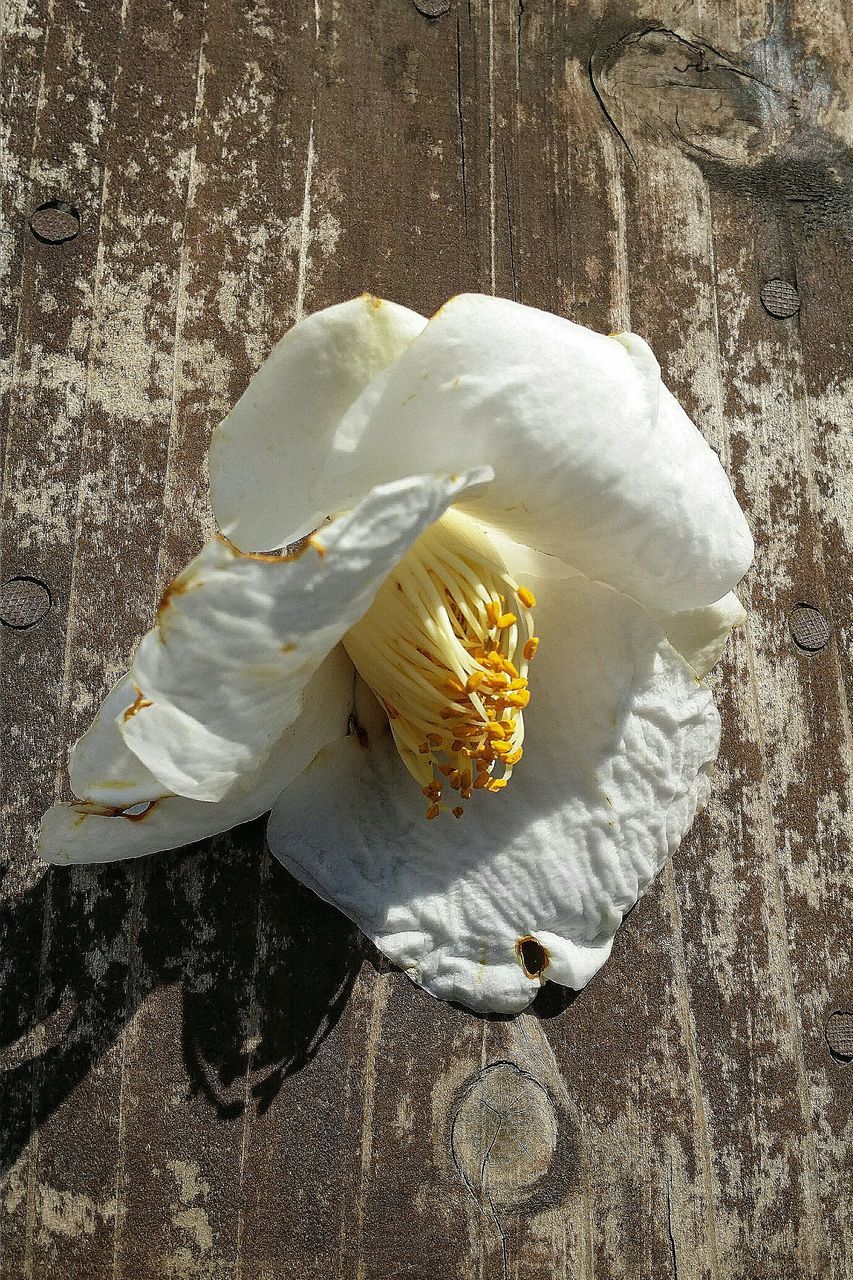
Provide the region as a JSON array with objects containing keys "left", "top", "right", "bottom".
[{"left": 1, "top": 1, "right": 851, "bottom": 1276}]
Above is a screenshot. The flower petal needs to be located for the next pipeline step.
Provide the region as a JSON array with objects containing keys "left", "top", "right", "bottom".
[
  {"left": 649, "top": 590, "right": 747, "bottom": 677},
  {"left": 69, "top": 674, "right": 172, "bottom": 806},
  {"left": 39, "top": 647, "right": 353, "bottom": 864},
  {"left": 267, "top": 570, "right": 719, "bottom": 1014},
  {"left": 317, "top": 294, "right": 753, "bottom": 611},
  {"left": 121, "top": 468, "right": 492, "bottom": 802},
  {"left": 209, "top": 294, "right": 426, "bottom": 552}
]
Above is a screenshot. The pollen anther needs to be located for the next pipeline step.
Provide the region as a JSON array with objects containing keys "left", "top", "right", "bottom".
[{"left": 342, "top": 507, "right": 538, "bottom": 821}]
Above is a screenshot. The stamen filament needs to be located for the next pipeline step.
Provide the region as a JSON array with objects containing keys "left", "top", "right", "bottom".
[{"left": 343, "top": 508, "right": 539, "bottom": 819}]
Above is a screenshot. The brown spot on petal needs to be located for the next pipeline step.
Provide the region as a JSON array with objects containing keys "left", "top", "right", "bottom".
[
  {"left": 281, "top": 642, "right": 296, "bottom": 653},
  {"left": 308, "top": 535, "right": 326, "bottom": 557},
  {"left": 122, "top": 685, "right": 153, "bottom": 721},
  {"left": 216, "top": 532, "right": 310, "bottom": 563},
  {"left": 348, "top": 713, "right": 370, "bottom": 749},
  {"left": 157, "top": 575, "right": 190, "bottom": 617},
  {"left": 516, "top": 934, "right": 550, "bottom": 978},
  {"left": 71, "top": 799, "right": 158, "bottom": 822},
  {"left": 430, "top": 294, "right": 460, "bottom": 321}
]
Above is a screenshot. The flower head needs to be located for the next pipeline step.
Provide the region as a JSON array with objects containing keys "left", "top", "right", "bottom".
[{"left": 40, "top": 294, "right": 752, "bottom": 1014}]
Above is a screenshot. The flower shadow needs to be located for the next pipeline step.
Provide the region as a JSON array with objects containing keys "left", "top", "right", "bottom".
[{"left": 0, "top": 818, "right": 361, "bottom": 1176}]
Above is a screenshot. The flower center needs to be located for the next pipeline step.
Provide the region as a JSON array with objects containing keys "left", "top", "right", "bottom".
[{"left": 343, "top": 507, "right": 539, "bottom": 819}]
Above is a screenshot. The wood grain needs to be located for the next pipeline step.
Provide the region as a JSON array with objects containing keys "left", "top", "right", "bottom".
[{"left": 2, "top": 0, "right": 851, "bottom": 1276}]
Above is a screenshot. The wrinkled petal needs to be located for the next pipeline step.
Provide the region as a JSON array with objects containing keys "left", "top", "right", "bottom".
[
  {"left": 312, "top": 295, "right": 752, "bottom": 612},
  {"left": 121, "top": 468, "right": 492, "bottom": 802},
  {"left": 209, "top": 295, "right": 426, "bottom": 552},
  {"left": 267, "top": 566, "right": 719, "bottom": 1014},
  {"left": 40, "top": 647, "right": 353, "bottom": 864},
  {"left": 650, "top": 590, "right": 746, "bottom": 677},
  {"left": 69, "top": 674, "right": 172, "bottom": 806}
]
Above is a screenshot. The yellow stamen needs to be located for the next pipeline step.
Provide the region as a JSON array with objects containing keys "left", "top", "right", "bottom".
[
  {"left": 342, "top": 507, "right": 538, "bottom": 819},
  {"left": 523, "top": 636, "right": 540, "bottom": 661},
  {"left": 517, "top": 586, "right": 536, "bottom": 608}
]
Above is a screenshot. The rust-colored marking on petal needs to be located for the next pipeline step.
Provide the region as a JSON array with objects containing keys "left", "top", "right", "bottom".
[
  {"left": 515, "top": 934, "right": 550, "bottom": 978},
  {"left": 308, "top": 534, "right": 327, "bottom": 557},
  {"left": 281, "top": 642, "right": 296, "bottom": 653},
  {"left": 216, "top": 532, "right": 310, "bottom": 563},
  {"left": 156, "top": 573, "right": 192, "bottom": 618},
  {"left": 71, "top": 799, "right": 159, "bottom": 823},
  {"left": 123, "top": 685, "right": 153, "bottom": 721},
  {"left": 430, "top": 294, "right": 460, "bottom": 321}
]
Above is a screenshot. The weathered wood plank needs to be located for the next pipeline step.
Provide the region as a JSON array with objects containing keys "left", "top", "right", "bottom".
[
  {"left": 1, "top": 1, "right": 133, "bottom": 1276},
  {"left": 2, "top": 0, "right": 850, "bottom": 1277}
]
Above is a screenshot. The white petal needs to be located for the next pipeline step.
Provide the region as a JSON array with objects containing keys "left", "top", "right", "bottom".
[
  {"left": 69, "top": 674, "right": 172, "bottom": 805},
  {"left": 121, "top": 468, "right": 492, "bottom": 802},
  {"left": 318, "top": 294, "right": 753, "bottom": 611},
  {"left": 267, "top": 572, "right": 720, "bottom": 1014},
  {"left": 39, "top": 647, "right": 353, "bottom": 865},
  {"left": 649, "top": 590, "right": 747, "bottom": 677},
  {"left": 209, "top": 295, "right": 426, "bottom": 552}
]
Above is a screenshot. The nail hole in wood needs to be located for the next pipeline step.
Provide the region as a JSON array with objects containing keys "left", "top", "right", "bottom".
[
  {"left": 29, "top": 200, "right": 81, "bottom": 245},
  {"left": 413, "top": 0, "right": 450, "bottom": 16},
  {"left": 0, "top": 577, "right": 52, "bottom": 629},
  {"left": 788, "top": 603, "right": 830, "bottom": 653},
  {"left": 824, "top": 1011, "right": 853, "bottom": 1064},
  {"left": 760, "top": 279, "right": 800, "bottom": 318}
]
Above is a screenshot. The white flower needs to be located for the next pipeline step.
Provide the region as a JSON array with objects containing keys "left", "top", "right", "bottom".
[{"left": 40, "top": 294, "right": 753, "bottom": 1014}]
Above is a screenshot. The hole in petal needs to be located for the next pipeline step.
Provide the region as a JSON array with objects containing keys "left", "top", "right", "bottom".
[
  {"left": 516, "top": 935, "right": 550, "bottom": 978},
  {"left": 70, "top": 799, "right": 158, "bottom": 822},
  {"left": 122, "top": 801, "right": 155, "bottom": 819}
]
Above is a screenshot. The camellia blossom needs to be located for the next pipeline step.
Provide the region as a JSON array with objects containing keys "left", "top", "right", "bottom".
[{"left": 40, "top": 294, "right": 753, "bottom": 1014}]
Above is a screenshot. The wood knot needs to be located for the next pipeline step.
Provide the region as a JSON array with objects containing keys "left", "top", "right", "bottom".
[
  {"left": 0, "top": 577, "right": 51, "bottom": 629},
  {"left": 29, "top": 200, "right": 81, "bottom": 244},
  {"left": 592, "top": 26, "right": 775, "bottom": 166},
  {"left": 450, "top": 1062, "right": 563, "bottom": 1211},
  {"left": 788, "top": 603, "right": 830, "bottom": 653}
]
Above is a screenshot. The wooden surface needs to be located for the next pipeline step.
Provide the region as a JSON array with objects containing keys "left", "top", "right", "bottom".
[{"left": 2, "top": 0, "right": 852, "bottom": 1275}]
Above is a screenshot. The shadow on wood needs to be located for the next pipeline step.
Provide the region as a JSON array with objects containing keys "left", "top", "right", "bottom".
[{"left": 0, "top": 819, "right": 361, "bottom": 1176}]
